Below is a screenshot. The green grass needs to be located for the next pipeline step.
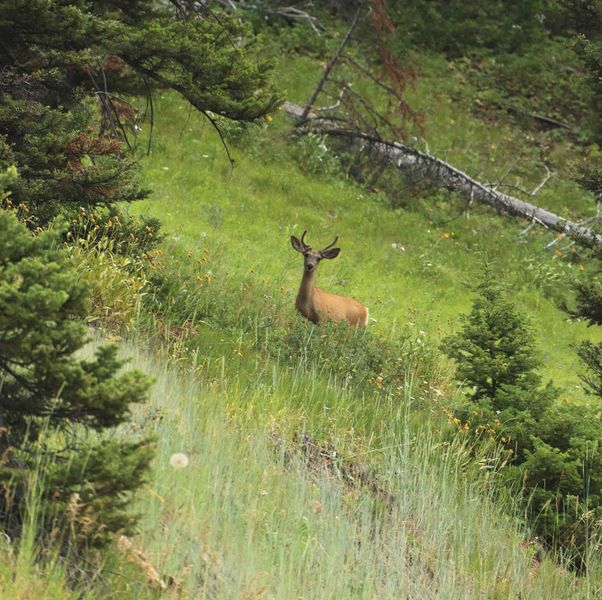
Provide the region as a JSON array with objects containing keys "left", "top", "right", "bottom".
[
  {"left": 9, "top": 43, "right": 602, "bottom": 598},
  {"left": 134, "top": 50, "right": 598, "bottom": 397},
  {"left": 84, "top": 339, "right": 599, "bottom": 599},
  {"left": 0, "top": 465, "right": 89, "bottom": 600},
  {"left": 4, "top": 16, "right": 602, "bottom": 599}
]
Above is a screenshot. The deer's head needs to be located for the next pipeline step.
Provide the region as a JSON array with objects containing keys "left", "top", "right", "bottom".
[{"left": 291, "top": 230, "right": 341, "bottom": 273}]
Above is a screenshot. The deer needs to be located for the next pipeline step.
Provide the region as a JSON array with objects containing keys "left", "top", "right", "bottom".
[{"left": 290, "top": 230, "right": 369, "bottom": 327}]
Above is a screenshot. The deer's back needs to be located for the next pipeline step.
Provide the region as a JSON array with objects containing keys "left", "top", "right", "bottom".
[{"left": 313, "top": 287, "right": 369, "bottom": 327}]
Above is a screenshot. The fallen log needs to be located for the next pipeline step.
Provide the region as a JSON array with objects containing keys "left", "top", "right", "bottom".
[{"left": 284, "top": 101, "right": 602, "bottom": 247}]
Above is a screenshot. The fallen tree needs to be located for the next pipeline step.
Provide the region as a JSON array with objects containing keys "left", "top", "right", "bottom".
[{"left": 284, "top": 100, "right": 602, "bottom": 247}]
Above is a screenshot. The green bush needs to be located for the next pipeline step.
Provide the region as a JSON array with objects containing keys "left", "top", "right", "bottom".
[
  {"left": 61, "top": 207, "right": 164, "bottom": 333},
  {"left": 67, "top": 243, "right": 149, "bottom": 332},
  {"left": 0, "top": 207, "right": 153, "bottom": 550},
  {"left": 270, "top": 318, "right": 436, "bottom": 402},
  {"left": 389, "top": 0, "right": 548, "bottom": 57},
  {"left": 443, "top": 274, "right": 602, "bottom": 566},
  {"left": 67, "top": 206, "right": 164, "bottom": 260},
  {"left": 467, "top": 40, "right": 592, "bottom": 130},
  {"left": 294, "top": 133, "right": 344, "bottom": 180}
]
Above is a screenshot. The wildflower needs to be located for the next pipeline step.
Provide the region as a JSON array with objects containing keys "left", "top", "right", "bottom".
[
  {"left": 265, "top": 115, "right": 273, "bottom": 122},
  {"left": 169, "top": 453, "right": 189, "bottom": 470},
  {"left": 443, "top": 232, "right": 450, "bottom": 239}
]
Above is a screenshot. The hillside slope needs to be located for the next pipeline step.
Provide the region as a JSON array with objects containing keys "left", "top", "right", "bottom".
[
  {"left": 136, "top": 51, "right": 597, "bottom": 394},
  {"left": 83, "top": 339, "right": 594, "bottom": 599}
]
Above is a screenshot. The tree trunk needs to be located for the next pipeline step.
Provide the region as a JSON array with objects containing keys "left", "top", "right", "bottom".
[{"left": 283, "top": 101, "right": 602, "bottom": 247}]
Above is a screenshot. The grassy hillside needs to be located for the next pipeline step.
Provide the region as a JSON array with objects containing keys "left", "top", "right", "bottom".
[
  {"left": 6, "top": 34, "right": 602, "bottom": 600},
  {"left": 135, "top": 51, "right": 598, "bottom": 396},
  {"left": 75, "top": 339, "right": 595, "bottom": 599},
  {"left": 6, "top": 5, "right": 602, "bottom": 599}
]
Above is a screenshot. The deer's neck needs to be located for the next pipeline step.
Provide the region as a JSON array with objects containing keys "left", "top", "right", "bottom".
[
  {"left": 298, "top": 269, "right": 317, "bottom": 302},
  {"left": 296, "top": 269, "right": 320, "bottom": 322}
]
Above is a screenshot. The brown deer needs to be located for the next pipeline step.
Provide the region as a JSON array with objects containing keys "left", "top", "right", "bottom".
[{"left": 291, "top": 230, "right": 369, "bottom": 327}]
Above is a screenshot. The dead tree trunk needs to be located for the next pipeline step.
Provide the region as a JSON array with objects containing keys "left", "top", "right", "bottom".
[{"left": 284, "top": 101, "right": 602, "bottom": 247}]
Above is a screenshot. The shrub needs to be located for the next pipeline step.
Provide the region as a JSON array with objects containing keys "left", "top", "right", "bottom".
[
  {"left": 270, "top": 318, "right": 436, "bottom": 402},
  {"left": 468, "top": 40, "right": 592, "bottom": 130},
  {"left": 67, "top": 243, "right": 149, "bottom": 332},
  {"left": 388, "top": 0, "right": 548, "bottom": 57},
  {"left": 67, "top": 206, "right": 164, "bottom": 260},
  {"left": 443, "top": 274, "right": 602, "bottom": 566},
  {"left": 295, "top": 133, "right": 344, "bottom": 180},
  {"left": 0, "top": 207, "right": 153, "bottom": 549}
]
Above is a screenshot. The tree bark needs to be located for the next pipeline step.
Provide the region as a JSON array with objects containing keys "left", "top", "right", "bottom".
[{"left": 283, "top": 102, "right": 602, "bottom": 247}]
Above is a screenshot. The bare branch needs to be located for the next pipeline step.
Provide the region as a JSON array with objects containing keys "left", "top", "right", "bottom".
[
  {"left": 315, "top": 85, "right": 349, "bottom": 113},
  {"left": 144, "top": 78, "right": 155, "bottom": 156},
  {"left": 300, "top": 5, "right": 363, "bottom": 121},
  {"left": 531, "top": 164, "right": 552, "bottom": 196},
  {"left": 202, "top": 111, "right": 234, "bottom": 173},
  {"left": 284, "top": 101, "right": 602, "bottom": 247},
  {"left": 275, "top": 5, "right": 325, "bottom": 34}
]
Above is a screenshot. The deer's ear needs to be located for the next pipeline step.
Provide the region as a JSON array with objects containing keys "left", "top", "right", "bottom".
[
  {"left": 320, "top": 248, "right": 340, "bottom": 260},
  {"left": 291, "top": 236, "right": 305, "bottom": 253}
]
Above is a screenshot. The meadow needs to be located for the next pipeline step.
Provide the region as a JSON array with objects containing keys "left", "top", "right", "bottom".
[
  {"left": 135, "top": 50, "right": 599, "bottom": 395},
  {"left": 64, "top": 341, "right": 602, "bottom": 598},
  {"left": 4, "top": 33, "right": 602, "bottom": 600}
]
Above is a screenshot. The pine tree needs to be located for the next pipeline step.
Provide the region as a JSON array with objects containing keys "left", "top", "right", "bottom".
[
  {"left": 567, "top": 181, "right": 602, "bottom": 481},
  {"left": 0, "top": 0, "right": 280, "bottom": 226},
  {"left": 444, "top": 275, "right": 602, "bottom": 565},
  {"left": 0, "top": 189, "right": 153, "bottom": 548},
  {"left": 442, "top": 276, "right": 557, "bottom": 459}
]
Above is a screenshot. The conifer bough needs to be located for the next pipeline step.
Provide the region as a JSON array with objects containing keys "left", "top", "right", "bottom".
[{"left": 0, "top": 0, "right": 280, "bottom": 224}]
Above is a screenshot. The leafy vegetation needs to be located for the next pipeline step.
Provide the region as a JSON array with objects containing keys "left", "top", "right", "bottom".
[
  {"left": 3, "top": 0, "right": 602, "bottom": 596},
  {"left": 0, "top": 207, "right": 152, "bottom": 549},
  {"left": 443, "top": 275, "right": 602, "bottom": 566},
  {"left": 0, "top": 0, "right": 278, "bottom": 226}
]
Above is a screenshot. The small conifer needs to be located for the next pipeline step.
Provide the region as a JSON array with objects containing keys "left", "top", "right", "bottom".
[
  {"left": 0, "top": 200, "right": 153, "bottom": 548},
  {"left": 444, "top": 274, "right": 602, "bottom": 566}
]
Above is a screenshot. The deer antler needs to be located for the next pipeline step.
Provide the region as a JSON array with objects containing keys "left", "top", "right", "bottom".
[
  {"left": 320, "top": 235, "right": 339, "bottom": 252},
  {"left": 300, "top": 229, "right": 309, "bottom": 249}
]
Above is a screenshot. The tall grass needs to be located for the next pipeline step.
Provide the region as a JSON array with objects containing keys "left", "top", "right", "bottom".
[
  {"left": 135, "top": 68, "right": 600, "bottom": 396},
  {"left": 84, "top": 338, "right": 600, "bottom": 599},
  {"left": 0, "top": 454, "right": 88, "bottom": 600}
]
